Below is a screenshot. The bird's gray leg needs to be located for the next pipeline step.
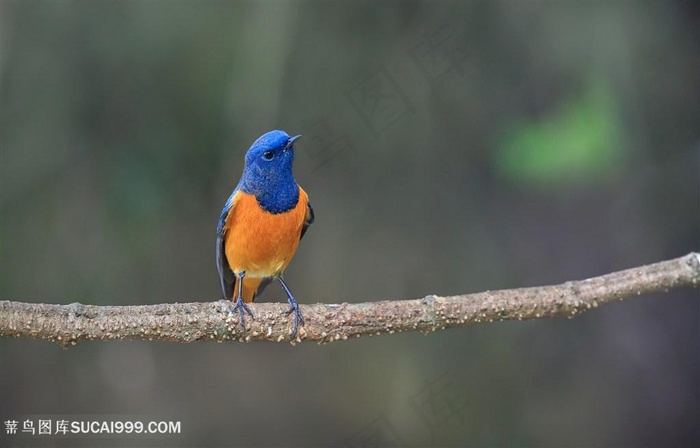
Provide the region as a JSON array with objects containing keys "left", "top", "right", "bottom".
[
  {"left": 230, "top": 271, "right": 253, "bottom": 327},
  {"left": 278, "top": 276, "right": 304, "bottom": 338}
]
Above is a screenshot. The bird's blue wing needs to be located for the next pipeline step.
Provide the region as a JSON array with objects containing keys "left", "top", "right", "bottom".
[
  {"left": 216, "top": 190, "right": 239, "bottom": 300},
  {"left": 301, "top": 200, "right": 314, "bottom": 240}
]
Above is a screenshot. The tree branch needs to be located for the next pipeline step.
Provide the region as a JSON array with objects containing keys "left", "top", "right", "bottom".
[{"left": 1, "top": 253, "right": 698, "bottom": 347}]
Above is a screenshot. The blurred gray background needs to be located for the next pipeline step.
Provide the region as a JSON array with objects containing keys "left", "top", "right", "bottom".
[{"left": 1, "top": 1, "right": 698, "bottom": 447}]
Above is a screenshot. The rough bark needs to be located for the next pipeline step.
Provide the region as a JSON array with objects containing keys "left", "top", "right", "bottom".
[{"left": 1, "top": 253, "right": 698, "bottom": 347}]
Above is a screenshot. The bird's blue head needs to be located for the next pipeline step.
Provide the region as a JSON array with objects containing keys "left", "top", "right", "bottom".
[{"left": 237, "top": 130, "right": 302, "bottom": 214}]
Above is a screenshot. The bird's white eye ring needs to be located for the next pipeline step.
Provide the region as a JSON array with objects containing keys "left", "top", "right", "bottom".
[{"left": 262, "top": 151, "right": 274, "bottom": 161}]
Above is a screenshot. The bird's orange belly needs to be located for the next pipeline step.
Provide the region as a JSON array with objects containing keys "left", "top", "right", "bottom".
[{"left": 224, "top": 191, "right": 306, "bottom": 278}]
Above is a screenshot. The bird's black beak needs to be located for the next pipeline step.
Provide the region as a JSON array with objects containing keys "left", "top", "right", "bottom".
[{"left": 285, "top": 134, "right": 302, "bottom": 150}]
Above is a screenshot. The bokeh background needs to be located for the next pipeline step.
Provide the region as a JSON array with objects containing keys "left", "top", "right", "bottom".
[{"left": 1, "top": 1, "right": 698, "bottom": 447}]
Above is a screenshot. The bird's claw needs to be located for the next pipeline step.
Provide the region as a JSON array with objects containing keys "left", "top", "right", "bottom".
[
  {"left": 230, "top": 297, "right": 254, "bottom": 328},
  {"left": 284, "top": 301, "right": 304, "bottom": 338}
]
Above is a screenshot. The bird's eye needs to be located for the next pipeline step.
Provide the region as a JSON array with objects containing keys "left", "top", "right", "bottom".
[{"left": 262, "top": 151, "right": 274, "bottom": 161}]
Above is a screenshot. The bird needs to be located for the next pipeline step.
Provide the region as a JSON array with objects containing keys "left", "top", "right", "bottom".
[{"left": 216, "top": 130, "right": 314, "bottom": 337}]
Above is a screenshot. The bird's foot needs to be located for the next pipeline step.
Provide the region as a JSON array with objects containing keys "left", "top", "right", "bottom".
[
  {"left": 284, "top": 299, "right": 305, "bottom": 339},
  {"left": 230, "top": 297, "right": 254, "bottom": 328}
]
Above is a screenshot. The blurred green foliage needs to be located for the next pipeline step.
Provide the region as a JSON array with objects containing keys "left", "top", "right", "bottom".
[{"left": 498, "top": 79, "right": 624, "bottom": 186}]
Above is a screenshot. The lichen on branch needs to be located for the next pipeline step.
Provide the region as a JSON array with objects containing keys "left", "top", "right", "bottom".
[{"left": 1, "top": 253, "right": 698, "bottom": 347}]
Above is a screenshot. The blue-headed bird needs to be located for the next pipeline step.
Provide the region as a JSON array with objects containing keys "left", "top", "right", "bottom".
[{"left": 216, "top": 130, "right": 314, "bottom": 337}]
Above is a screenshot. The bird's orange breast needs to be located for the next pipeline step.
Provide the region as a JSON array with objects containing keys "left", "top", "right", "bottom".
[{"left": 223, "top": 188, "right": 309, "bottom": 279}]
